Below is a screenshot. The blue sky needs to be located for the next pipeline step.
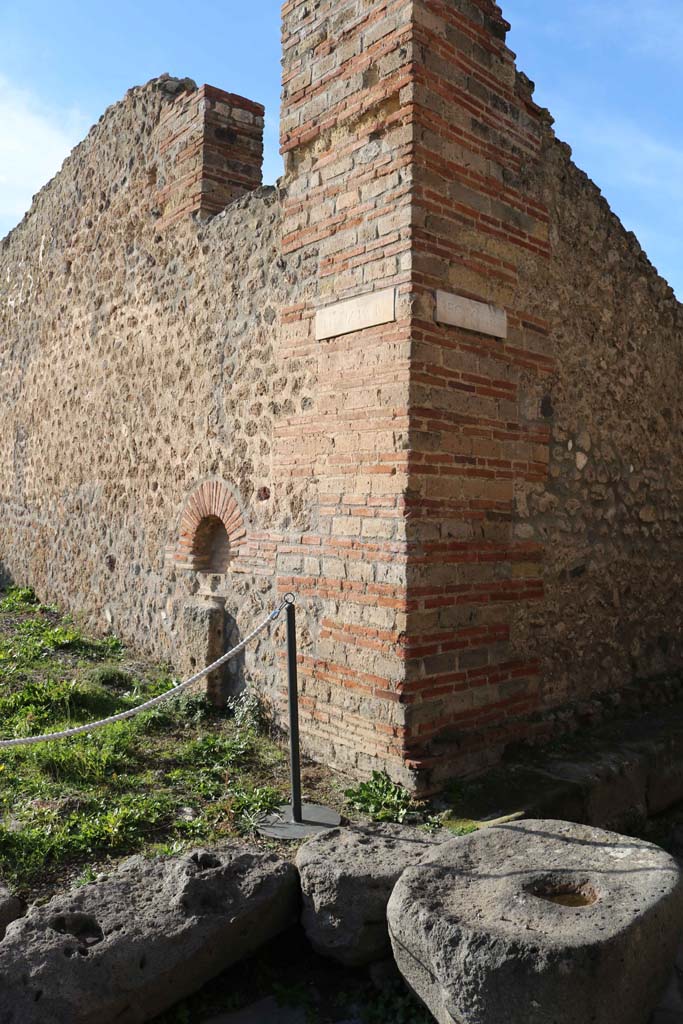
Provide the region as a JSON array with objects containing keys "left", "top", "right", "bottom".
[{"left": 0, "top": 0, "right": 680, "bottom": 297}]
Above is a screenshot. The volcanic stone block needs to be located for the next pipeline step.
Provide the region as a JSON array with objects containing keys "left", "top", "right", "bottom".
[
  {"left": 0, "top": 845, "right": 299, "bottom": 1024},
  {"left": 181, "top": 595, "right": 227, "bottom": 705},
  {"left": 296, "top": 824, "right": 448, "bottom": 966},
  {"left": 388, "top": 819, "right": 683, "bottom": 1024}
]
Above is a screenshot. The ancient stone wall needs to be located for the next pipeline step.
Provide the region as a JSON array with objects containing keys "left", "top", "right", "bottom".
[
  {"left": 0, "top": 77, "right": 294, "bottom": 709},
  {"left": 278, "top": 0, "right": 682, "bottom": 788},
  {"left": 1, "top": 2, "right": 681, "bottom": 791},
  {"left": 519, "top": 137, "right": 683, "bottom": 729}
]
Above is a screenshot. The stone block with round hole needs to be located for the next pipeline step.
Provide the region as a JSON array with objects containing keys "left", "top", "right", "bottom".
[
  {"left": 0, "top": 844, "right": 298, "bottom": 1023},
  {"left": 387, "top": 819, "right": 683, "bottom": 1024}
]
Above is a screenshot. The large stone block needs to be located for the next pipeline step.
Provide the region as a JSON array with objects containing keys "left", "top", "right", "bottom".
[
  {"left": 296, "top": 824, "right": 447, "bottom": 966},
  {"left": 388, "top": 819, "right": 683, "bottom": 1024},
  {"left": 180, "top": 595, "right": 228, "bottom": 705},
  {"left": 0, "top": 845, "right": 299, "bottom": 1024}
]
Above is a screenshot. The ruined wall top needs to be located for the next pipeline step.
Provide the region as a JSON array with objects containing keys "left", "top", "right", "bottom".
[{"left": 1, "top": 75, "right": 265, "bottom": 252}]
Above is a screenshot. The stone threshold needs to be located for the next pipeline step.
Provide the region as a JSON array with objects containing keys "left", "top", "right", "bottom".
[{"left": 444, "top": 698, "right": 683, "bottom": 835}]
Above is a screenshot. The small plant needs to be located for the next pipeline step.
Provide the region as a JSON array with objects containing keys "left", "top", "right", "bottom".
[
  {"left": 154, "top": 839, "right": 186, "bottom": 858},
  {"left": 0, "top": 586, "right": 39, "bottom": 612},
  {"left": 172, "top": 693, "right": 220, "bottom": 723},
  {"left": 74, "top": 865, "right": 98, "bottom": 887},
  {"left": 179, "top": 733, "right": 254, "bottom": 771},
  {"left": 421, "top": 814, "right": 444, "bottom": 835},
  {"left": 228, "top": 785, "right": 282, "bottom": 834},
  {"left": 83, "top": 665, "right": 133, "bottom": 691},
  {"left": 227, "top": 690, "right": 265, "bottom": 732},
  {"left": 345, "top": 770, "right": 414, "bottom": 823}
]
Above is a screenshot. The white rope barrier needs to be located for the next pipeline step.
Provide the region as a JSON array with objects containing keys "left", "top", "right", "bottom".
[{"left": 0, "top": 597, "right": 290, "bottom": 749}]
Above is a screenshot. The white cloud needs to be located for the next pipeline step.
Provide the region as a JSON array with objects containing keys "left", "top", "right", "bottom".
[
  {"left": 575, "top": 0, "right": 683, "bottom": 62},
  {"left": 553, "top": 105, "right": 683, "bottom": 202},
  {"left": 0, "top": 76, "right": 88, "bottom": 239}
]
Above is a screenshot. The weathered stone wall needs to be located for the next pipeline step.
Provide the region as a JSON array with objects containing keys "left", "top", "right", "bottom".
[
  {"left": 278, "top": 0, "right": 682, "bottom": 788},
  {"left": 519, "top": 138, "right": 683, "bottom": 721},
  {"left": 1, "top": 2, "right": 681, "bottom": 791},
  {"left": 0, "top": 77, "right": 295, "bottom": 708}
]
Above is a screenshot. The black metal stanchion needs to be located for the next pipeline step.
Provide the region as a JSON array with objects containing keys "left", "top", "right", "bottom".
[
  {"left": 286, "top": 598, "right": 303, "bottom": 824},
  {"left": 258, "top": 594, "right": 341, "bottom": 840}
]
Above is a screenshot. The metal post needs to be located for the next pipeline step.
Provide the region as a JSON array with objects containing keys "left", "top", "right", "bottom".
[
  {"left": 286, "top": 598, "right": 303, "bottom": 824},
  {"left": 257, "top": 593, "right": 342, "bottom": 840}
]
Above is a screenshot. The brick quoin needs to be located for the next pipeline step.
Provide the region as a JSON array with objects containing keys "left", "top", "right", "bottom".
[{"left": 158, "top": 83, "right": 264, "bottom": 228}]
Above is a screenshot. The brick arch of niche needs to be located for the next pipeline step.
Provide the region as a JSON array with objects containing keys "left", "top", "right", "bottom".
[{"left": 173, "top": 479, "right": 247, "bottom": 572}]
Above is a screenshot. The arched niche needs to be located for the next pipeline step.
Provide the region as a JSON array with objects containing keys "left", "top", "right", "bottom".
[{"left": 173, "top": 480, "right": 246, "bottom": 573}]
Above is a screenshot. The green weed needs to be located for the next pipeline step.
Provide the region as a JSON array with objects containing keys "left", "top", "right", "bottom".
[
  {"left": 0, "top": 586, "right": 39, "bottom": 612},
  {"left": 0, "top": 618, "right": 121, "bottom": 677},
  {"left": 179, "top": 733, "right": 255, "bottom": 771},
  {"left": 0, "top": 679, "right": 129, "bottom": 741},
  {"left": 227, "top": 690, "right": 266, "bottom": 732},
  {"left": 0, "top": 793, "right": 173, "bottom": 886},
  {"left": 0, "top": 583, "right": 335, "bottom": 898},
  {"left": 83, "top": 665, "right": 133, "bottom": 691},
  {"left": 28, "top": 726, "right": 136, "bottom": 784},
  {"left": 344, "top": 770, "right": 414, "bottom": 823},
  {"left": 131, "top": 691, "right": 216, "bottom": 735},
  {"left": 74, "top": 864, "right": 98, "bottom": 886},
  {"left": 420, "top": 814, "right": 444, "bottom": 834},
  {"left": 228, "top": 784, "right": 282, "bottom": 834}
]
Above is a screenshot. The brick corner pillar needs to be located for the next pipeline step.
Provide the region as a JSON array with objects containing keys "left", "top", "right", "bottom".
[
  {"left": 157, "top": 83, "right": 264, "bottom": 229},
  {"left": 276, "top": 0, "right": 418, "bottom": 788},
  {"left": 277, "top": 0, "right": 559, "bottom": 793},
  {"left": 403, "top": 0, "right": 554, "bottom": 787}
]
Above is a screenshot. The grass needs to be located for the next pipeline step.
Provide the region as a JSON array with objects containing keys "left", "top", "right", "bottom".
[
  {"left": 0, "top": 583, "right": 303, "bottom": 898},
  {"left": 0, "top": 581, "right": 459, "bottom": 1022},
  {"left": 0, "top": 583, "right": 451, "bottom": 903},
  {"left": 0, "top": 586, "right": 39, "bottom": 612}
]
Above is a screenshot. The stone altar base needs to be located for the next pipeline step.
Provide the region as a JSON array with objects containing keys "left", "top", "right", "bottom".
[{"left": 388, "top": 819, "right": 683, "bottom": 1024}]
